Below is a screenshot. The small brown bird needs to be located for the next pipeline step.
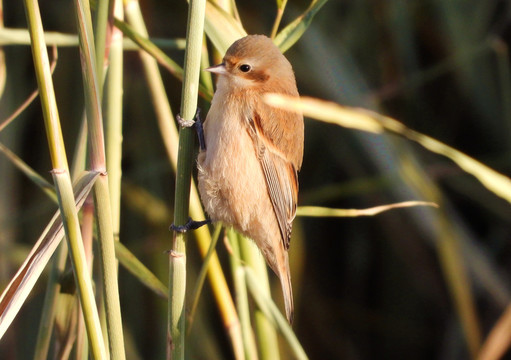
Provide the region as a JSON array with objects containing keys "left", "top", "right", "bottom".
[{"left": 198, "top": 34, "right": 304, "bottom": 323}]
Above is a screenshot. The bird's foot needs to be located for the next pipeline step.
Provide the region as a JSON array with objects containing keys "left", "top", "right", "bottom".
[
  {"left": 176, "top": 108, "right": 206, "bottom": 151},
  {"left": 170, "top": 217, "right": 211, "bottom": 233}
]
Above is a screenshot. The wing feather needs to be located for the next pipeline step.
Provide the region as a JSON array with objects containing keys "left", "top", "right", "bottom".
[{"left": 246, "top": 111, "right": 300, "bottom": 249}]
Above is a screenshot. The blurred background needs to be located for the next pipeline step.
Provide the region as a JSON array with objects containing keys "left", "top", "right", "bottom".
[{"left": 1, "top": 0, "right": 511, "bottom": 359}]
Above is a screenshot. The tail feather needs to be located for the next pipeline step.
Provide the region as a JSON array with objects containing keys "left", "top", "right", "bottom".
[{"left": 279, "top": 261, "right": 294, "bottom": 324}]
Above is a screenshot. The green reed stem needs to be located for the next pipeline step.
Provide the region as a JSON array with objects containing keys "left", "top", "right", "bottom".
[
  {"left": 228, "top": 231, "right": 258, "bottom": 360},
  {"left": 239, "top": 237, "right": 280, "bottom": 360},
  {"left": 168, "top": 0, "right": 206, "bottom": 358},
  {"left": 73, "top": 0, "right": 126, "bottom": 357},
  {"left": 23, "top": 0, "right": 107, "bottom": 358}
]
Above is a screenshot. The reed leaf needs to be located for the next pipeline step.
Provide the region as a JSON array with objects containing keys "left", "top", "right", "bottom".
[
  {"left": 273, "top": 0, "right": 329, "bottom": 53},
  {"left": 264, "top": 94, "right": 511, "bottom": 205},
  {"left": 297, "top": 201, "right": 438, "bottom": 217},
  {"left": 0, "top": 170, "right": 99, "bottom": 340},
  {"left": 204, "top": 1, "right": 247, "bottom": 54}
]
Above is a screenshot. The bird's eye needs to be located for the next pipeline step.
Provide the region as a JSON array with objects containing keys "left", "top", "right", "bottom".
[{"left": 239, "top": 64, "right": 251, "bottom": 72}]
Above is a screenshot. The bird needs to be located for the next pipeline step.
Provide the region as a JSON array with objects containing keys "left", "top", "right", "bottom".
[{"left": 197, "top": 34, "right": 304, "bottom": 323}]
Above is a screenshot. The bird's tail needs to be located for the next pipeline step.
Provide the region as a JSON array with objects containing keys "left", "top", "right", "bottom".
[{"left": 279, "top": 258, "right": 294, "bottom": 324}]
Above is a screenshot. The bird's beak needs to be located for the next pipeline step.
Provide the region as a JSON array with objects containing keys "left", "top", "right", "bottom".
[{"left": 205, "top": 63, "right": 227, "bottom": 75}]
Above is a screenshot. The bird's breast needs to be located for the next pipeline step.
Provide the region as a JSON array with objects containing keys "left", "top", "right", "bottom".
[
  {"left": 200, "top": 90, "right": 254, "bottom": 169},
  {"left": 197, "top": 92, "right": 271, "bottom": 236}
]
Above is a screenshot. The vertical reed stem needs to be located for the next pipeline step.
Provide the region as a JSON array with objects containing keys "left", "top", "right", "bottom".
[
  {"left": 168, "top": 0, "right": 206, "bottom": 358},
  {"left": 23, "top": 0, "right": 106, "bottom": 357}
]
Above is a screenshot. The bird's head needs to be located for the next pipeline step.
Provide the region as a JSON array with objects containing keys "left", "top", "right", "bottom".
[{"left": 206, "top": 35, "right": 295, "bottom": 92}]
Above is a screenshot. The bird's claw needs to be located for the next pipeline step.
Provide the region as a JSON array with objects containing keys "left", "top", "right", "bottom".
[
  {"left": 176, "top": 108, "right": 206, "bottom": 151},
  {"left": 170, "top": 217, "right": 211, "bottom": 233}
]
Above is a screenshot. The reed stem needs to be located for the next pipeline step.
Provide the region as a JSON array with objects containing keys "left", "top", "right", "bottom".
[{"left": 168, "top": 0, "right": 206, "bottom": 358}]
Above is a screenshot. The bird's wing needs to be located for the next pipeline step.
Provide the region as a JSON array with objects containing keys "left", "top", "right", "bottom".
[{"left": 245, "top": 108, "right": 301, "bottom": 249}]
